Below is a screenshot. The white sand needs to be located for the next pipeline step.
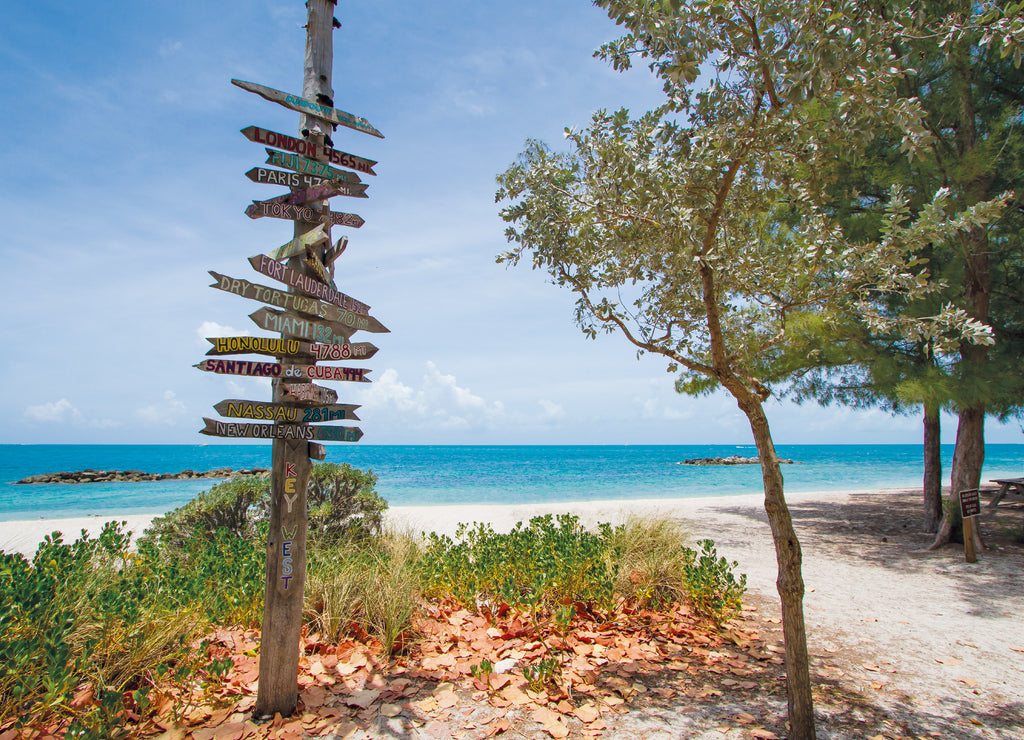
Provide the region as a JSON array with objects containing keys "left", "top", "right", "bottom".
[{"left": 0, "top": 488, "right": 846, "bottom": 558}]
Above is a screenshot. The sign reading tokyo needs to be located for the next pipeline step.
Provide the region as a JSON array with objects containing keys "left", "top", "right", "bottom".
[
  {"left": 241, "top": 126, "right": 378, "bottom": 176},
  {"left": 243, "top": 196, "right": 365, "bottom": 228},
  {"left": 201, "top": 417, "right": 363, "bottom": 442},
  {"left": 231, "top": 79, "right": 384, "bottom": 138}
]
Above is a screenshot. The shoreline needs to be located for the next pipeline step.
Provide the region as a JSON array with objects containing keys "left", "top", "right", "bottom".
[{"left": 0, "top": 487, "right": 902, "bottom": 557}]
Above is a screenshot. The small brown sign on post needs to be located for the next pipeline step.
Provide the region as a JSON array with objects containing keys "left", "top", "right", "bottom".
[
  {"left": 241, "top": 126, "right": 378, "bottom": 175},
  {"left": 243, "top": 197, "right": 365, "bottom": 228},
  {"left": 959, "top": 489, "right": 980, "bottom": 563}
]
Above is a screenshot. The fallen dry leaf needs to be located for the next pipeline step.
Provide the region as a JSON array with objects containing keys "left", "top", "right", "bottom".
[
  {"left": 482, "top": 718, "right": 511, "bottom": 738},
  {"left": 533, "top": 706, "right": 569, "bottom": 739}
]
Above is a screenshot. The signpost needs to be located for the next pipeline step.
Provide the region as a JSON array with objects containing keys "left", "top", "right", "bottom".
[
  {"left": 194, "top": 0, "right": 384, "bottom": 719},
  {"left": 241, "top": 126, "right": 378, "bottom": 175},
  {"left": 231, "top": 78, "right": 384, "bottom": 138},
  {"left": 959, "top": 489, "right": 980, "bottom": 563}
]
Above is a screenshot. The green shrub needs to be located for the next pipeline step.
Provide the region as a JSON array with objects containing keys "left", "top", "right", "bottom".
[
  {"left": 683, "top": 539, "right": 747, "bottom": 624},
  {"left": 307, "top": 462, "right": 387, "bottom": 544},
  {"left": 141, "top": 476, "right": 268, "bottom": 550}
]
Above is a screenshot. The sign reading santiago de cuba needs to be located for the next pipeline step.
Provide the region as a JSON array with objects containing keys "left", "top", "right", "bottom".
[{"left": 195, "top": 359, "right": 371, "bottom": 383}]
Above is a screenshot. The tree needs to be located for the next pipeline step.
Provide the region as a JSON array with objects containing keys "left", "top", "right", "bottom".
[
  {"left": 495, "top": 2, "right": 1003, "bottom": 736},
  {"left": 786, "top": 0, "right": 1024, "bottom": 542}
]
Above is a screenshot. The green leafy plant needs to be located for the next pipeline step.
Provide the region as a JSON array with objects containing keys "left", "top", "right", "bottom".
[{"left": 683, "top": 540, "right": 747, "bottom": 625}]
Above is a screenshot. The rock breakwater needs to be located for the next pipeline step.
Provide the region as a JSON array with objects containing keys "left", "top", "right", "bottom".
[
  {"left": 679, "top": 456, "right": 795, "bottom": 465},
  {"left": 15, "top": 468, "right": 270, "bottom": 484}
]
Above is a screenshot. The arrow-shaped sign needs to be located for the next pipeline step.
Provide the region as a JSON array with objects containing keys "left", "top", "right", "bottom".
[
  {"left": 278, "top": 179, "right": 369, "bottom": 206},
  {"left": 205, "top": 336, "right": 311, "bottom": 357},
  {"left": 243, "top": 194, "right": 365, "bottom": 229},
  {"left": 269, "top": 223, "right": 328, "bottom": 261},
  {"left": 241, "top": 126, "right": 377, "bottom": 176},
  {"left": 201, "top": 417, "right": 364, "bottom": 442},
  {"left": 265, "top": 149, "right": 359, "bottom": 182},
  {"left": 282, "top": 383, "right": 337, "bottom": 405},
  {"left": 249, "top": 254, "right": 370, "bottom": 315},
  {"left": 232, "top": 79, "right": 384, "bottom": 139},
  {"left": 250, "top": 307, "right": 354, "bottom": 345},
  {"left": 196, "top": 359, "right": 371, "bottom": 383},
  {"left": 214, "top": 399, "right": 360, "bottom": 422},
  {"left": 208, "top": 271, "right": 388, "bottom": 333}
]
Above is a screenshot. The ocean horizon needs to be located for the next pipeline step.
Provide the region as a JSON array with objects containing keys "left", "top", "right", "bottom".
[{"left": 2, "top": 443, "right": 1023, "bottom": 522}]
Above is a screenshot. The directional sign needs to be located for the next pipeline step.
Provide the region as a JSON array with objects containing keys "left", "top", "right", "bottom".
[
  {"left": 195, "top": 359, "right": 371, "bottom": 382},
  {"left": 243, "top": 196, "right": 365, "bottom": 228},
  {"left": 282, "top": 383, "right": 337, "bottom": 405},
  {"left": 277, "top": 179, "right": 369, "bottom": 206},
  {"left": 324, "top": 237, "right": 346, "bottom": 267},
  {"left": 269, "top": 223, "right": 328, "bottom": 261},
  {"left": 208, "top": 271, "right": 388, "bottom": 333},
  {"left": 265, "top": 149, "right": 358, "bottom": 182},
  {"left": 201, "top": 417, "right": 364, "bottom": 442},
  {"left": 250, "top": 307, "right": 353, "bottom": 345},
  {"left": 246, "top": 166, "right": 327, "bottom": 189},
  {"left": 231, "top": 79, "right": 384, "bottom": 138},
  {"left": 214, "top": 399, "right": 360, "bottom": 422},
  {"left": 241, "top": 126, "right": 377, "bottom": 176},
  {"left": 249, "top": 254, "right": 371, "bottom": 315},
  {"left": 205, "top": 336, "right": 311, "bottom": 357}
]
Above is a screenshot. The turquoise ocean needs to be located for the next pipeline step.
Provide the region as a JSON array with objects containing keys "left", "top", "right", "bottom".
[{"left": 3, "top": 444, "right": 1024, "bottom": 522}]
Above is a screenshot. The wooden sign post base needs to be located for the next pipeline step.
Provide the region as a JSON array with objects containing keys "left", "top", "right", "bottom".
[
  {"left": 254, "top": 437, "right": 311, "bottom": 717},
  {"left": 959, "top": 489, "right": 980, "bottom": 564}
]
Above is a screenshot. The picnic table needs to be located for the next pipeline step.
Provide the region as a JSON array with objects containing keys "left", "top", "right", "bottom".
[{"left": 988, "top": 478, "right": 1024, "bottom": 507}]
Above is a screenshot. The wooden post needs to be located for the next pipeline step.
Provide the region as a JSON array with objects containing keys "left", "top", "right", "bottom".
[
  {"left": 959, "top": 489, "right": 980, "bottom": 564},
  {"left": 254, "top": 0, "right": 336, "bottom": 719}
]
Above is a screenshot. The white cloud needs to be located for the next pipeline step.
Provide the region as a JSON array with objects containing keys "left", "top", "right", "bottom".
[
  {"left": 137, "top": 390, "right": 188, "bottom": 425},
  {"left": 197, "top": 320, "right": 248, "bottom": 345},
  {"left": 358, "top": 362, "right": 506, "bottom": 431},
  {"left": 24, "top": 398, "right": 78, "bottom": 423},
  {"left": 538, "top": 399, "right": 565, "bottom": 421},
  {"left": 158, "top": 39, "right": 183, "bottom": 57}
]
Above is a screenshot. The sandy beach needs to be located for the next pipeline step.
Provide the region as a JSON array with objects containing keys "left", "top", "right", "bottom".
[{"left": 3, "top": 488, "right": 1023, "bottom": 737}]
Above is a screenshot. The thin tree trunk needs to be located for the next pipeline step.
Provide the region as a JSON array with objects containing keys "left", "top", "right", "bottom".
[
  {"left": 736, "top": 393, "right": 816, "bottom": 740},
  {"left": 931, "top": 406, "right": 986, "bottom": 548},
  {"left": 922, "top": 401, "right": 943, "bottom": 533}
]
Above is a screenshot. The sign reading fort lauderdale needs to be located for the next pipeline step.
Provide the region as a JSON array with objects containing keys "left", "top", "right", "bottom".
[
  {"left": 241, "top": 126, "right": 377, "bottom": 175},
  {"left": 249, "top": 254, "right": 370, "bottom": 314},
  {"left": 201, "top": 417, "right": 363, "bottom": 442}
]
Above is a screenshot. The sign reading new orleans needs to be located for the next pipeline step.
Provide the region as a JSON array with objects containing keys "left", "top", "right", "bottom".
[
  {"left": 241, "top": 126, "right": 378, "bottom": 175},
  {"left": 209, "top": 271, "right": 388, "bottom": 333},
  {"left": 231, "top": 79, "right": 384, "bottom": 138},
  {"left": 201, "top": 417, "right": 363, "bottom": 442},
  {"left": 249, "top": 254, "right": 370, "bottom": 314},
  {"left": 214, "top": 399, "right": 360, "bottom": 422},
  {"left": 195, "top": 359, "right": 371, "bottom": 383}
]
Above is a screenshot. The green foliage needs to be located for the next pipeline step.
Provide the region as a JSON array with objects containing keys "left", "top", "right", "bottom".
[
  {"left": 0, "top": 520, "right": 265, "bottom": 734},
  {"left": 420, "top": 514, "right": 745, "bottom": 625},
  {"left": 307, "top": 462, "right": 387, "bottom": 544},
  {"left": 305, "top": 533, "right": 419, "bottom": 654},
  {"left": 142, "top": 464, "right": 386, "bottom": 551},
  {"left": 141, "top": 476, "right": 268, "bottom": 549},
  {"left": 683, "top": 540, "right": 747, "bottom": 625}
]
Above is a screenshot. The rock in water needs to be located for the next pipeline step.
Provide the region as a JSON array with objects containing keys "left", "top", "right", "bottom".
[{"left": 678, "top": 456, "right": 795, "bottom": 465}]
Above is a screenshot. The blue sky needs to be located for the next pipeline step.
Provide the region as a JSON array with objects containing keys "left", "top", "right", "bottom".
[{"left": 0, "top": 0, "right": 1018, "bottom": 446}]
